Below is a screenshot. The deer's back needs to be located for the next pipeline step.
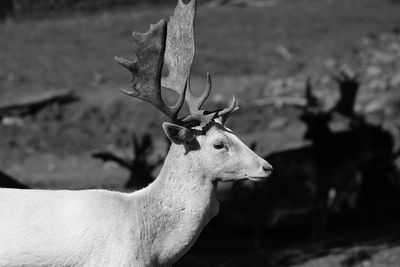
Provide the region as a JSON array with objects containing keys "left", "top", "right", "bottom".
[{"left": 0, "top": 188, "right": 142, "bottom": 266}]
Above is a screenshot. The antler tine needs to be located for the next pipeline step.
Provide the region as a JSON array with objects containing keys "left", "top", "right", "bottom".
[
  {"left": 180, "top": 75, "right": 237, "bottom": 127},
  {"left": 304, "top": 77, "right": 322, "bottom": 110},
  {"left": 217, "top": 95, "right": 238, "bottom": 117},
  {"left": 185, "top": 72, "right": 212, "bottom": 113},
  {"left": 217, "top": 95, "right": 238, "bottom": 125},
  {"left": 179, "top": 72, "right": 215, "bottom": 127},
  {"left": 116, "top": 19, "right": 185, "bottom": 121},
  {"left": 305, "top": 78, "right": 313, "bottom": 106}
]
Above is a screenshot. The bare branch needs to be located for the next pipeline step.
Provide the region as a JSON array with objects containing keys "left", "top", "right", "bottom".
[
  {"left": 92, "top": 151, "right": 131, "bottom": 170},
  {"left": 0, "top": 90, "right": 78, "bottom": 118}
]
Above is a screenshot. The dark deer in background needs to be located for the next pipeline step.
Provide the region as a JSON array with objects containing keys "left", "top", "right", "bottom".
[
  {"left": 300, "top": 72, "right": 394, "bottom": 235},
  {"left": 92, "top": 133, "right": 164, "bottom": 189},
  {"left": 249, "top": 70, "right": 398, "bottom": 243}
]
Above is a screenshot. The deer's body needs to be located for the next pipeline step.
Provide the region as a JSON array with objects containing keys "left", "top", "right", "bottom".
[
  {"left": 0, "top": 189, "right": 136, "bottom": 266},
  {"left": 0, "top": 143, "right": 224, "bottom": 266}
]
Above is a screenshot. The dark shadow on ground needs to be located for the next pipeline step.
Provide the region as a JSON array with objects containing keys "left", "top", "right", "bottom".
[{"left": 176, "top": 204, "right": 400, "bottom": 266}]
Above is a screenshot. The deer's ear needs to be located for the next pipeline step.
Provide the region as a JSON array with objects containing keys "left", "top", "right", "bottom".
[{"left": 162, "top": 122, "right": 195, "bottom": 144}]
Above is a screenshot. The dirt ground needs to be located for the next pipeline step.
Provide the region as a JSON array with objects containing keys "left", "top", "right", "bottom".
[{"left": 1, "top": 0, "right": 400, "bottom": 266}]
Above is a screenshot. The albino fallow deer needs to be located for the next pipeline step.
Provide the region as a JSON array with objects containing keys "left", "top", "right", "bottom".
[{"left": 0, "top": 0, "right": 272, "bottom": 266}]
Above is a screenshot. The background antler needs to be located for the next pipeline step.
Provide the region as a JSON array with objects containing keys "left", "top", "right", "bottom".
[
  {"left": 333, "top": 68, "right": 359, "bottom": 117},
  {"left": 304, "top": 78, "right": 320, "bottom": 109}
]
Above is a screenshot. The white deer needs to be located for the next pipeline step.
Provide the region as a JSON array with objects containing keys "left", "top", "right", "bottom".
[{"left": 0, "top": 1, "right": 272, "bottom": 266}]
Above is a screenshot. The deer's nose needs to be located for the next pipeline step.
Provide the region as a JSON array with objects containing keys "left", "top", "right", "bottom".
[{"left": 263, "top": 162, "right": 273, "bottom": 173}]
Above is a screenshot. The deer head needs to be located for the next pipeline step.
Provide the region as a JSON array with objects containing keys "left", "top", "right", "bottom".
[{"left": 116, "top": 0, "right": 272, "bottom": 184}]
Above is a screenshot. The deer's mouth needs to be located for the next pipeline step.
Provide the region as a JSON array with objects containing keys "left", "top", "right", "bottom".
[{"left": 248, "top": 176, "right": 270, "bottom": 182}]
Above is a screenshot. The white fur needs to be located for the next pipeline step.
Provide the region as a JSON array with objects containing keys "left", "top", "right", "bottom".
[{"left": 0, "top": 121, "right": 270, "bottom": 266}]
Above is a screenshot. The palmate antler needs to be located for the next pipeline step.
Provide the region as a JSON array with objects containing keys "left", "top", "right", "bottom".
[
  {"left": 115, "top": 19, "right": 185, "bottom": 121},
  {"left": 116, "top": 0, "right": 236, "bottom": 127}
]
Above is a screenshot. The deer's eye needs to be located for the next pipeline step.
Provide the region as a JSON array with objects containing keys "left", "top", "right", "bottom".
[{"left": 213, "top": 142, "right": 225, "bottom": 150}]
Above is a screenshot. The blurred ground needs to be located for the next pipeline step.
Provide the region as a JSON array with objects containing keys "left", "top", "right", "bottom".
[{"left": 1, "top": 0, "right": 400, "bottom": 266}]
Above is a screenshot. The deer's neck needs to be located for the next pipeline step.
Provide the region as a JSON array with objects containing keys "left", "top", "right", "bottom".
[{"left": 133, "top": 144, "right": 219, "bottom": 266}]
